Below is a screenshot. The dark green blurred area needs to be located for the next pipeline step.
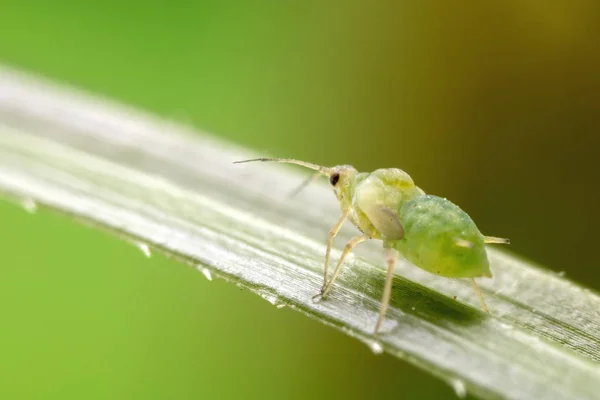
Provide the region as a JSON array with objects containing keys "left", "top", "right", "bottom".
[{"left": 1, "top": 2, "right": 599, "bottom": 399}]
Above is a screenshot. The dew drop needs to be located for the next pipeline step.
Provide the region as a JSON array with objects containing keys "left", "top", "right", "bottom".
[
  {"left": 21, "top": 198, "right": 37, "bottom": 213},
  {"left": 368, "top": 340, "right": 383, "bottom": 355},
  {"left": 499, "top": 322, "right": 513, "bottom": 331},
  {"left": 258, "top": 290, "right": 278, "bottom": 305},
  {"left": 257, "top": 289, "right": 287, "bottom": 308},
  {"left": 200, "top": 267, "right": 212, "bottom": 281},
  {"left": 557, "top": 271, "right": 566, "bottom": 277},
  {"left": 450, "top": 379, "right": 467, "bottom": 398},
  {"left": 137, "top": 243, "right": 151, "bottom": 258}
]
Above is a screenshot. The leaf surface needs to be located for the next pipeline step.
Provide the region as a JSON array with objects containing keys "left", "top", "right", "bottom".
[{"left": 0, "top": 66, "right": 599, "bottom": 400}]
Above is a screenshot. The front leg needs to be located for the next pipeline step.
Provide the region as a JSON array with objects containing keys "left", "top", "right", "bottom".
[
  {"left": 320, "top": 210, "right": 350, "bottom": 292},
  {"left": 320, "top": 234, "right": 370, "bottom": 299}
]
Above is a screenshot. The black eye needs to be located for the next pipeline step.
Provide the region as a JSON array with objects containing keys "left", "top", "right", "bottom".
[{"left": 329, "top": 173, "right": 340, "bottom": 186}]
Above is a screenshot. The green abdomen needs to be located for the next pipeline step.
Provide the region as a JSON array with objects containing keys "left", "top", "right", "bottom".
[{"left": 390, "top": 195, "right": 491, "bottom": 278}]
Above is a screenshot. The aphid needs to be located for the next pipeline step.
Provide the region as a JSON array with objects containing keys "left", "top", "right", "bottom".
[{"left": 234, "top": 158, "right": 509, "bottom": 333}]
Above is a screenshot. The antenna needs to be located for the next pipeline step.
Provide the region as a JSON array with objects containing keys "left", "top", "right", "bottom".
[
  {"left": 288, "top": 171, "right": 322, "bottom": 198},
  {"left": 233, "top": 158, "right": 332, "bottom": 175}
]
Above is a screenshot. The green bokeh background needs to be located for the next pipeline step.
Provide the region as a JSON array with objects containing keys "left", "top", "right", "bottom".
[{"left": 1, "top": 2, "right": 599, "bottom": 399}]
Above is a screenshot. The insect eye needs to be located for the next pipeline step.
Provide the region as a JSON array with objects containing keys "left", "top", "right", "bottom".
[{"left": 329, "top": 173, "right": 340, "bottom": 186}]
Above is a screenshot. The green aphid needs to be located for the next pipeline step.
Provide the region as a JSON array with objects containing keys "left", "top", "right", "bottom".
[{"left": 234, "top": 158, "right": 509, "bottom": 334}]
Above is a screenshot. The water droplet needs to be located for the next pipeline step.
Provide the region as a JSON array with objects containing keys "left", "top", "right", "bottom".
[
  {"left": 411, "top": 306, "right": 416, "bottom": 311},
  {"left": 557, "top": 271, "right": 566, "bottom": 277},
  {"left": 137, "top": 243, "right": 151, "bottom": 258},
  {"left": 258, "top": 290, "right": 278, "bottom": 305},
  {"left": 499, "top": 322, "right": 513, "bottom": 331},
  {"left": 21, "top": 198, "right": 37, "bottom": 213},
  {"left": 256, "top": 289, "right": 287, "bottom": 308},
  {"left": 368, "top": 340, "right": 383, "bottom": 354},
  {"left": 200, "top": 267, "right": 212, "bottom": 281},
  {"left": 450, "top": 379, "right": 467, "bottom": 398}
]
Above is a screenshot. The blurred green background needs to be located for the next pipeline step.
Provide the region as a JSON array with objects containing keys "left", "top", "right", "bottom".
[{"left": 1, "top": 1, "right": 599, "bottom": 399}]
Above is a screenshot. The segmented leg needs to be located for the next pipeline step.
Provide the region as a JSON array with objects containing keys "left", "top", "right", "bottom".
[
  {"left": 375, "top": 248, "right": 398, "bottom": 334},
  {"left": 470, "top": 278, "right": 489, "bottom": 312},
  {"left": 320, "top": 234, "right": 369, "bottom": 299},
  {"left": 320, "top": 210, "right": 350, "bottom": 290}
]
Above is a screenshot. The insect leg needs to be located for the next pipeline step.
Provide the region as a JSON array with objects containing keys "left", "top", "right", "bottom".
[
  {"left": 320, "top": 210, "right": 350, "bottom": 291},
  {"left": 470, "top": 278, "right": 489, "bottom": 313},
  {"left": 288, "top": 171, "right": 321, "bottom": 198},
  {"left": 320, "top": 234, "right": 369, "bottom": 299},
  {"left": 375, "top": 248, "right": 398, "bottom": 334}
]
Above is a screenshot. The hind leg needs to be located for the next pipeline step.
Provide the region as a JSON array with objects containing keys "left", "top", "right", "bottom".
[
  {"left": 375, "top": 249, "right": 398, "bottom": 333},
  {"left": 470, "top": 278, "right": 488, "bottom": 312}
]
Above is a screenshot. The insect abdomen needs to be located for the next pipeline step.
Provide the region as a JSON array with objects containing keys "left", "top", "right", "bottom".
[{"left": 391, "top": 195, "right": 492, "bottom": 278}]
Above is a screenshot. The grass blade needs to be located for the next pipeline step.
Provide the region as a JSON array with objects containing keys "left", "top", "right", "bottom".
[{"left": 0, "top": 66, "right": 599, "bottom": 400}]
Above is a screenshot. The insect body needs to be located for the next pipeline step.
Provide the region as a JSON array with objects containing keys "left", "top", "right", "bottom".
[
  {"left": 393, "top": 194, "right": 493, "bottom": 279},
  {"left": 234, "top": 158, "right": 509, "bottom": 334}
]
